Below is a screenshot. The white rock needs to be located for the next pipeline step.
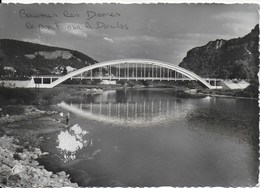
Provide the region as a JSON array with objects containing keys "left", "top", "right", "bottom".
[
  {"left": 11, "top": 164, "right": 25, "bottom": 175},
  {"left": 18, "top": 152, "right": 27, "bottom": 160},
  {"left": 42, "top": 152, "right": 49, "bottom": 156}
]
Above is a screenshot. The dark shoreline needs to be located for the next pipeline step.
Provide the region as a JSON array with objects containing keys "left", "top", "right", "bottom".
[
  {"left": 55, "top": 84, "right": 259, "bottom": 100},
  {"left": 0, "top": 106, "right": 79, "bottom": 187},
  {"left": 200, "top": 93, "right": 258, "bottom": 100},
  {"left": 0, "top": 134, "right": 79, "bottom": 187}
]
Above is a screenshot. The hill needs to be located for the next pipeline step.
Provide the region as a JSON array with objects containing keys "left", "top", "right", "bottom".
[
  {"left": 0, "top": 39, "right": 98, "bottom": 78},
  {"left": 179, "top": 25, "right": 259, "bottom": 80}
]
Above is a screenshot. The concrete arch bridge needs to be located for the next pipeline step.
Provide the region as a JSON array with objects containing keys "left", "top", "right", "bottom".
[{"left": 28, "top": 59, "right": 222, "bottom": 89}]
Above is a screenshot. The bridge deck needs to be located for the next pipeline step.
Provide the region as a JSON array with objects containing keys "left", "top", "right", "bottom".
[{"left": 69, "top": 76, "right": 196, "bottom": 81}]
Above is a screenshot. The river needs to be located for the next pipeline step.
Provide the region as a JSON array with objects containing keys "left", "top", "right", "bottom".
[{"left": 37, "top": 88, "right": 259, "bottom": 187}]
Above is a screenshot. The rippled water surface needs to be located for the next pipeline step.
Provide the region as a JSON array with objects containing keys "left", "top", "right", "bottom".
[{"left": 38, "top": 88, "right": 259, "bottom": 186}]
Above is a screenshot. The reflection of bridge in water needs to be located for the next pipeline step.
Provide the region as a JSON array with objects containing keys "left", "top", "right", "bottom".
[
  {"left": 58, "top": 98, "right": 196, "bottom": 127},
  {"left": 28, "top": 59, "right": 222, "bottom": 89}
]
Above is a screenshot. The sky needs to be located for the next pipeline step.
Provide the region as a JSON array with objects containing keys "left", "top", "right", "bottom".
[{"left": 0, "top": 3, "right": 259, "bottom": 64}]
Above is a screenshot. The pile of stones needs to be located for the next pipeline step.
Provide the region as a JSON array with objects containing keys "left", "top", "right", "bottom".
[{"left": 0, "top": 135, "right": 78, "bottom": 187}]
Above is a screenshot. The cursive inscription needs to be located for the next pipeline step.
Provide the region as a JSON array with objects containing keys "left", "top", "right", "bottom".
[
  {"left": 86, "top": 10, "right": 120, "bottom": 20},
  {"left": 25, "top": 21, "right": 61, "bottom": 31},
  {"left": 96, "top": 21, "right": 128, "bottom": 30},
  {"left": 63, "top": 10, "right": 80, "bottom": 18},
  {"left": 19, "top": 9, "right": 129, "bottom": 32},
  {"left": 19, "top": 9, "right": 58, "bottom": 19}
]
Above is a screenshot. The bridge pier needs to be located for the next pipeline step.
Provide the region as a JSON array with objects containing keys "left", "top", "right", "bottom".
[
  {"left": 160, "top": 66, "right": 161, "bottom": 81},
  {"left": 127, "top": 63, "right": 129, "bottom": 81},
  {"left": 167, "top": 68, "right": 169, "bottom": 81},
  {"left": 152, "top": 64, "right": 154, "bottom": 81},
  {"left": 119, "top": 64, "right": 121, "bottom": 80}
]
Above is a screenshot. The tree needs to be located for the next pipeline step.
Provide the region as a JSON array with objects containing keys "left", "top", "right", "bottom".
[
  {"left": 230, "top": 60, "right": 250, "bottom": 79},
  {"left": 0, "top": 65, "right": 5, "bottom": 77},
  {"left": 127, "top": 81, "right": 135, "bottom": 88},
  {"left": 220, "top": 69, "right": 230, "bottom": 79},
  {"left": 62, "top": 66, "right": 67, "bottom": 75},
  {"left": 241, "top": 77, "right": 258, "bottom": 98}
]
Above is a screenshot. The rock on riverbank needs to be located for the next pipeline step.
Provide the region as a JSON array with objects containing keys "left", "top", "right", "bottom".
[{"left": 0, "top": 135, "right": 78, "bottom": 187}]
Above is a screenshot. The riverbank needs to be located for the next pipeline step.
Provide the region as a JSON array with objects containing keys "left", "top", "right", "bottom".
[
  {"left": 196, "top": 89, "right": 258, "bottom": 100},
  {"left": 0, "top": 106, "right": 79, "bottom": 187},
  {"left": 201, "top": 93, "right": 258, "bottom": 100},
  {"left": 173, "top": 88, "right": 257, "bottom": 100},
  {"left": 0, "top": 105, "right": 53, "bottom": 124},
  {"left": 0, "top": 135, "right": 78, "bottom": 187}
]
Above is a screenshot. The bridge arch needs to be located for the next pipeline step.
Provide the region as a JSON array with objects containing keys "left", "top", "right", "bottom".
[{"left": 38, "top": 59, "right": 214, "bottom": 89}]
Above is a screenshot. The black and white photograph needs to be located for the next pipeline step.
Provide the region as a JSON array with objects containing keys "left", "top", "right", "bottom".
[{"left": 0, "top": 1, "right": 259, "bottom": 187}]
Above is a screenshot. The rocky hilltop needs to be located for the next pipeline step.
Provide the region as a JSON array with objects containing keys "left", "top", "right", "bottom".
[
  {"left": 179, "top": 25, "right": 259, "bottom": 79},
  {"left": 0, "top": 39, "right": 98, "bottom": 77}
]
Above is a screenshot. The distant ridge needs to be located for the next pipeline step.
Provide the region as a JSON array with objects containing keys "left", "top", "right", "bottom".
[
  {"left": 0, "top": 39, "right": 98, "bottom": 77},
  {"left": 179, "top": 24, "right": 259, "bottom": 80}
]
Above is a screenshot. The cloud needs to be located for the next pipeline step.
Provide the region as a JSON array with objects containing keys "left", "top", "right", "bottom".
[
  {"left": 67, "top": 29, "right": 88, "bottom": 38},
  {"left": 212, "top": 11, "right": 257, "bottom": 22},
  {"left": 39, "top": 28, "right": 56, "bottom": 35},
  {"left": 22, "top": 38, "right": 52, "bottom": 46},
  {"left": 60, "top": 22, "right": 88, "bottom": 38},
  {"left": 104, "top": 37, "right": 114, "bottom": 43},
  {"left": 211, "top": 11, "right": 258, "bottom": 36},
  {"left": 221, "top": 22, "right": 256, "bottom": 36},
  {"left": 175, "top": 33, "right": 234, "bottom": 42},
  {"left": 113, "top": 35, "right": 160, "bottom": 43}
]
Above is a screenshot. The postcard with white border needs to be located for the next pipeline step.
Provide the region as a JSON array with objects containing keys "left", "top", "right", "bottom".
[{"left": 0, "top": 2, "right": 259, "bottom": 187}]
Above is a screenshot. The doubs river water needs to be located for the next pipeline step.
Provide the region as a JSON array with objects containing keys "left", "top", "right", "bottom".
[{"left": 37, "top": 88, "right": 258, "bottom": 187}]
